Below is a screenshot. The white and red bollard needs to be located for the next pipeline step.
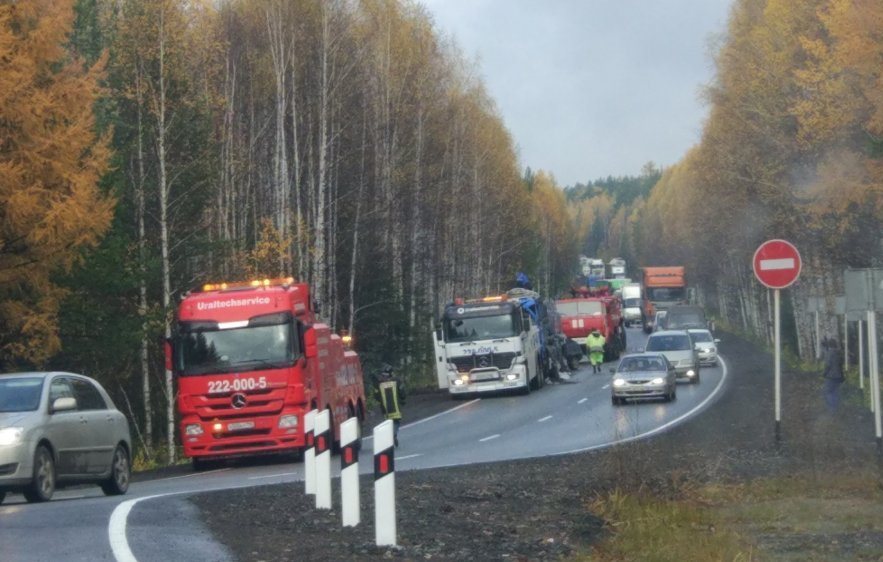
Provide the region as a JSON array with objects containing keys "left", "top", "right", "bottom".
[
  {"left": 340, "top": 417, "right": 360, "bottom": 527},
  {"left": 373, "top": 420, "right": 396, "bottom": 546},
  {"left": 314, "top": 409, "right": 332, "bottom": 509},
  {"left": 304, "top": 409, "right": 316, "bottom": 496}
]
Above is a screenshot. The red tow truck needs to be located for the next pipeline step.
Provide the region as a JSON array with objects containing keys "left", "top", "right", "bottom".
[
  {"left": 556, "top": 284, "right": 626, "bottom": 362},
  {"left": 166, "top": 277, "right": 365, "bottom": 470}
]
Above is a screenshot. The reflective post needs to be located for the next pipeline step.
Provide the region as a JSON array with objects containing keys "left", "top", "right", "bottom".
[
  {"left": 859, "top": 320, "right": 865, "bottom": 392},
  {"left": 373, "top": 420, "right": 397, "bottom": 546},
  {"left": 314, "top": 409, "right": 332, "bottom": 509},
  {"left": 340, "top": 418, "right": 360, "bottom": 527},
  {"left": 304, "top": 409, "right": 316, "bottom": 495}
]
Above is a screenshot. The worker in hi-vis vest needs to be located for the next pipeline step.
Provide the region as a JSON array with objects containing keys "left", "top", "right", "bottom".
[
  {"left": 375, "top": 364, "right": 405, "bottom": 446},
  {"left": 586, "top": 329, "right": 606, "bottom": 373}
]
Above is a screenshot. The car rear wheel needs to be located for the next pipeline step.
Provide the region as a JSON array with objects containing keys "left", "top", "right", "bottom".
[
  {"left": 101, "top": 445, "right": 131, "bottom": 496},
  {"left": 23, "top": 445, "right": 55, "bottom": 503}
]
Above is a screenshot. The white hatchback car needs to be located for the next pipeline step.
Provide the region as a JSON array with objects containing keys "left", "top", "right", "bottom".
[
  {"left": 0, "top": 372, "right": 132, "bottom": 504},
  {"left": 688, "top": 329, "right": 720, "bottom": 366}
]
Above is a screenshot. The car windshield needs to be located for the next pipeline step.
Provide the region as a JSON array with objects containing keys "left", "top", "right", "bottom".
[
  {"left": 176, "top": 314, "right": 298, "bottom": 376},
  {"left": 623, "top": 298, "right": 641, "bottom": 308},
  {"left": 556, "top": 301, "right": 604, "bottom": 316},
  {"left": 647, "top": 287, "right": 686, "bottom": 302},
  {"left": 646, "top": 334, "right": 691, "bottom": 352},
  {"left": 444, "top": 313, "right": 519, "bottom": 342},
  {"left": 689, "top": 331, "right": 713, "bottom": 343},
  {"left": 618, "top": 357, "right": 666, "bottom": 372},
  {"left": 668, "top": 313, "right": 705, "bottom": 328},
  {"left": 0, "top": 377, "right": 44, "bottom": 412}
]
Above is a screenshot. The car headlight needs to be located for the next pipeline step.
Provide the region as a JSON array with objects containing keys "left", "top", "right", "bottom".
[
  {"left": 613, "top": 378, "right": 627, "bottom": 387},
  {"left": 278, "top": 415, "right": 299, "bottom": 429},
  {"left": 0, "top": 427, "right": 24, "bottom": 446},
  {"left": 686, "top": 369, "right": 696, "bottom": 377},
  {"left": 184, "top": 423, "right": 204, "bottom": 436},
  {"left": 651, "top": 377, "right": 665, "bottom": 385},
  {"left": 702, "top": 347, "right": 713, "bottom": 353}
]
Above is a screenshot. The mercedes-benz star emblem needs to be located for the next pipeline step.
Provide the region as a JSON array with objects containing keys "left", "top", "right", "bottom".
[
  {"left": 231, "top": 393, "right": 247, "bottom": 409},
  {"left": 478, "top": 356, "right": 489, "bottom": 368}
]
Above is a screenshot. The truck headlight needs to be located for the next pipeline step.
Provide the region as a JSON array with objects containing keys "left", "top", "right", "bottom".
[
  {"left": 0, "top": 427, "right": 24, "bottom": 446},
  {"left": 506, "top": 373, "right": 518, "bottom": 381},
  {"left": 278, "top": 415, "right": 299, "bottom": 429},
  {"left": 184, "top": 423, "right": 204, "bottom": 436},
  {"left": 686, "top": 370, "right": 696, "bottom": 377},
  {"left": 613, "top": 378, "right": 626, "bottom": 387}
]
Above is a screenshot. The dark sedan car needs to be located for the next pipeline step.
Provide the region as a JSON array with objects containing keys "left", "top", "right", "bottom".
[
  {"left": 0, "top": 372, "right": 132, "bottom": 504},
  {"left": 610, "top": 353, "right": 677, "bottom": 405}
]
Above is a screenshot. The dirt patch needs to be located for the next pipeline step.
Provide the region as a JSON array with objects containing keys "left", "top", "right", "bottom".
[{"left": 190, "top": 330, "right": 883, "bottom": 560}]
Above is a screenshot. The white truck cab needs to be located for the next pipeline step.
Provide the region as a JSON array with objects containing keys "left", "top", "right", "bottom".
[
  {"left": 621, "top": 283, "right": 643, "bottom": 326},
  {"left": 434, "top": 295, "right": 542, "bottom": 395}
]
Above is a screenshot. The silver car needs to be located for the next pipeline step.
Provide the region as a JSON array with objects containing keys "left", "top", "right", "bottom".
[
  {"left": 610, "top": 353, "right": 677, "bottom": 404},
  {"left": 0, "top": 372, "right": 132, "bottom": 504},
  {"left": 644, "top": 330, "right": 700, "bottom": 384},
  {"left": 688, "top": 329, "right": 720, "bottom": 366}
]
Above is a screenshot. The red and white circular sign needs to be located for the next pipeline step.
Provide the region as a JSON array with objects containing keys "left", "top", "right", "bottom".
[{"left": 753, "top": 239, "right": 802, "bottom": 289}]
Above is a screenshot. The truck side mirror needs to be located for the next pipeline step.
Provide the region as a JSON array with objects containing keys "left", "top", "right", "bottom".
[{"left": 303, "top": 325, "right": 318, "bottom": 358}]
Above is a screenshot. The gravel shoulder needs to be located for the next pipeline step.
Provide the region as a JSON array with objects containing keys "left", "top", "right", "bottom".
[{"left": 190, "top": 330, "right": 882, "bottom": 560}]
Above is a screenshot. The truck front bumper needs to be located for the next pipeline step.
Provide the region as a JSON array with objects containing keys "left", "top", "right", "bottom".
[
  {"left": 448, "top": 365, "right": 528, "bottom": 394},
  {"left": 181, "top": 410, "right": 305, "bottom": 460}
]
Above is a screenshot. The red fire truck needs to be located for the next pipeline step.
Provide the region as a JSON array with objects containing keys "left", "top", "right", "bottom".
[
  {"left": 166, "top": 277, "right": 365, "bottom": 470},
  {"left": 556, "top": 286, "right": 625, "bottom": 362}
]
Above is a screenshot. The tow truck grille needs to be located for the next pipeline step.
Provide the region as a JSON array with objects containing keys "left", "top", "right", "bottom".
[{"left": 451, "top": 352, "right": 516, "bottom": 372}]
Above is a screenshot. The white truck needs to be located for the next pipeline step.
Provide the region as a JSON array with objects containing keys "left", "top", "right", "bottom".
[
  {"left": 621, "top": 283, "right": 643, "bottom": 327},
  {"left": 608, "top": 257, "right": 627, "bottom": 279},
  {"left": 589, "top": 259, "right": 606, "bottom": 278},
  {"left": 433, "top": 291, "right": 546, "bottom": 396}
]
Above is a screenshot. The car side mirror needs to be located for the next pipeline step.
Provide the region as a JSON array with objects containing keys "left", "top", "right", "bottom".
[
  {"left": 51, "top": 396, "right": 77, "bottom": 413},
  {"left": 714, "top": 338, "right": 721, "bottom": 343}
]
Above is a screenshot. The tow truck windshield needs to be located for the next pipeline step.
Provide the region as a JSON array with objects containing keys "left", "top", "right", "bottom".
[
  {"left": 443, "top": 312, "right": 520, "bottom": 343},
  {"left": 176, "top": 312, "right": 299, "bottom": 375}
]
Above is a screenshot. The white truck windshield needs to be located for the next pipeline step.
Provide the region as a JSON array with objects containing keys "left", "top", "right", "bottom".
[{"left": 444, "top": 313, "right": 518, "bottom": 342}]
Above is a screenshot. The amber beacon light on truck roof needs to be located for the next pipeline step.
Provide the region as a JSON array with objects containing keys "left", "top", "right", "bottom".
[{"left": 198, "top": 276, "right": 297, "bottom": 292}]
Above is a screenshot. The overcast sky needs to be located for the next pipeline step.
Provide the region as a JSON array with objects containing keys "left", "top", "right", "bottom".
[{"left": 420, "top": 0, "right": 734, "bottom": 186}]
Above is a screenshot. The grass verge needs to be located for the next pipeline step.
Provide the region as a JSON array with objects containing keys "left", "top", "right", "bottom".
[{"left": 580, "top": 469, "right": 883, "bottom": 561}]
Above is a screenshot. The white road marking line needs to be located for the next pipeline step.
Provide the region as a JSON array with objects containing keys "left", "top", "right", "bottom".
[
  {"left": 578, "top": 398, "right": 588, "bottom": 404},
  {"left": 396, "top": 454, "right": 422, "bottom": 460},
  {"left": 109, "top": 495, "right": 161, "bottom": 562},
  {"left": 363, "top": 398, "right": 482, "bottom": 441},
  {"left": 602, "top": 384, "right": 610, "bottom": 389},
  {"left": 248, "top": 472, "right": 297, "bottom": 480},
  {"left": 760, "top": 258, "right": 795, "bottom": 270},
  {"left": 479, "top": 434, "right": 500, "bottom": 442},
  {"left": 538, "top": 415, "right": 553, "bottom": 422},
  {"left": 156, "top": 468, "right": 230, "bottom": 482}
]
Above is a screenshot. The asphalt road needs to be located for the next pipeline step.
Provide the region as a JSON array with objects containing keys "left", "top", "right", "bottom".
[{"left": 0, "top": 326, "right": 728, "bottom": 562}]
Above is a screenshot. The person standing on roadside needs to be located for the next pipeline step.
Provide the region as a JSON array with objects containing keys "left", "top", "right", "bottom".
[
  {"left": 822, "top": 339, "right": 845, "bottom": 412},
  {"left": 374, "top": 364, "right": 405, "bottom": 446},
  {"left": 586, "top": 329, "right": 606, "bottom": 373}
]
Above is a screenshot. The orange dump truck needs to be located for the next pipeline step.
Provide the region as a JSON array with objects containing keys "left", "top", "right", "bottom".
[{"left": 641, "top": 267, "right": 687, "bottom": 332}]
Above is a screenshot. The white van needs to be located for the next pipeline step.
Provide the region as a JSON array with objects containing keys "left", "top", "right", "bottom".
[{"left": 621, "top": 283, "right": 643, "bottom": 327}]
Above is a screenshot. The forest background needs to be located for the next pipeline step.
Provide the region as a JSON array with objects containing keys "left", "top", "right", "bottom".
[{"left": 1, "top": 0, "right": 881, "bottom": 462}]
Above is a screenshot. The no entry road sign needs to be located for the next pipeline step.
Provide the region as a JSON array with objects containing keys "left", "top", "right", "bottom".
[{"left": 753, "top": 239, "right": 802, "bottom": 289}]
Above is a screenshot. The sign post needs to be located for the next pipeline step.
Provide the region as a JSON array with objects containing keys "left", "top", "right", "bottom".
[
  {"left": 845, "top": 268, "right": 883, "bottom": 447},
  {"left": 753, "top": 239, "right": 802, "bottom": 440}
]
